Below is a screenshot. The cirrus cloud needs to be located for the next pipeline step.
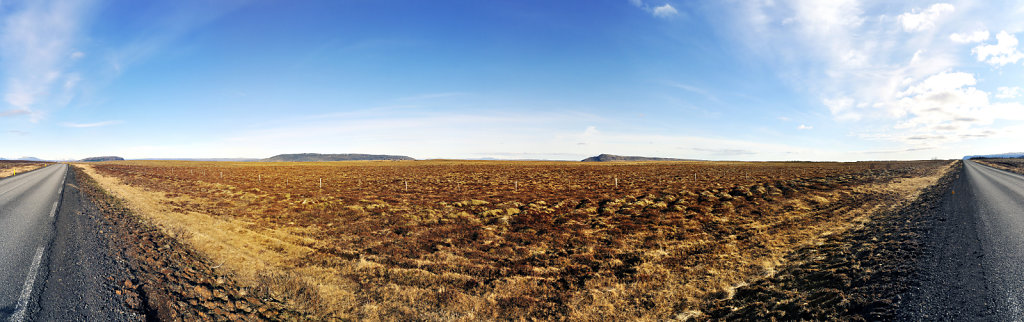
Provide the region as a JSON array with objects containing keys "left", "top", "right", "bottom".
[{"left": 62, "top": 120, "right": 122, "bottom": 128}]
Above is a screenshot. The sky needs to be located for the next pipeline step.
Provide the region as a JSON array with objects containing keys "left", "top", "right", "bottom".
[{"left": 1, "top": 0, "right": 1023, "bottom": 161}]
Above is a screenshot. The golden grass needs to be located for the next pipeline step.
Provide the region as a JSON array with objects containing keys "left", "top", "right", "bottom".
[
  {"left": 77, "top": 160, "right": 954, "bottom": 320},
  {"left": 0, "top": 162, "right": 48, "bottom": 178}
]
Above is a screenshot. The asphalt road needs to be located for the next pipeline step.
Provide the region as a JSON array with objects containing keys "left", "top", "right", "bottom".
[
  {"left": 0, "top": 164, "right": 136, "bottom": 321},
  {"left": 905, "top": 160, "right": 1024, "bottom": 320},
  {"left": 0, "top": 164, "right": 66, "bottom": 321}
]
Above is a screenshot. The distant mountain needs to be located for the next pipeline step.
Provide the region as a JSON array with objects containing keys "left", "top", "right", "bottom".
[
  {"left": 581, "top": 154, "right": 696, "bottom": 162},
  {"left": 0, "top": 157, "right": 47, "bottom": 162},
  {"left": 80, "top": 156, "right": 125, "bottom": 162},
  {"left": 964, "top": 152, "right": 1024, "bottom": 159},
  {"left": 262, "top": 153, "right": 415, "bottom": 162}
]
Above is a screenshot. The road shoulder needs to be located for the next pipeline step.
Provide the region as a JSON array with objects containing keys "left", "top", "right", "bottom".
[
  {"left": 70, "top": 165, "right": 304, "bottom": 320},
  {"left": 700, "top": 161, "right": 962, "bottom": 320},
  {"left": 34, "top": 165, "right": 142, "bottom": 321}
]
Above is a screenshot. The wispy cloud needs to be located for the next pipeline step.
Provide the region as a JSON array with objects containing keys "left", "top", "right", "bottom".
[
  {"left": 630, "top": 0, "right": 678, "bottom": 18},
  {"left": 0, "top": 0, "right": 93, "bottom": 119},
  {"left": 0, "top": 108, "right": 32, "bottom": 118},
  {"left": 652, "top": 4, "right": 678, "bottom": 18},
  {"left": 62, "top": 120, "right": 122, "bottom": 128},
  {"left": 396, "top": 92, "right": 470, "bottom": 101},
  {"left": 669, "top": 82, "right": 723, "bottom": 104},
  {"left": 797, "top": 124, "right": 813, "bottom": 130}
]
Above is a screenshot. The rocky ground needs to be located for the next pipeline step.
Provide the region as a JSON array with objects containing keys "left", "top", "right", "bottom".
[
  {"left": 73, "top": 166, "right": 308, "bottom": 320},
  {"left": 699, "top": 161, "right": 961, "bottom": 320}
]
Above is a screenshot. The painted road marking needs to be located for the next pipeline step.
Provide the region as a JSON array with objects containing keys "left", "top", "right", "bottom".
[{"left": 10, "top": 246, "right": 45, "bottom": 322}]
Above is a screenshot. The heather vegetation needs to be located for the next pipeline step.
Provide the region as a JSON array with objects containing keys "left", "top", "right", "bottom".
[{"left": 81, "top": 159, "right": 951, "bottom": 319}]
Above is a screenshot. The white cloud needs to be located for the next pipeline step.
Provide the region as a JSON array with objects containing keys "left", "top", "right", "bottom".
[
  {"left": 889, "top": 71, "right": 1024, "bottom": 142},
  {"left": 823, "top": 97, "right": 857, "bottom": 120},
  {"left": 898, "top": 3, "right": 955, "bottom": 32},
  {"left": 950, "top": 30, "right": 990, "bottom": 43},
  {"left": 70, "top": 51, "right": 85, "bottom": 59},
  {"left": 973, "top": 31, "right": 1024, "bottom": 66},
  {"left": 996, "top": 86, "right": 1023, "bottom": 99},
  {"left": 652, "top": 4, "right": 678, "bottom": 18},
  {"left": 0, "top": 1, "right": 92, "bottom": 115},
  {"left": 62, "top": 120, "right": 122, "bottom": 128},
  {"left": 797, "top": 124, "right": 813, "bottom": 130},
  {"left": 631, "top": 1, "right": 678, "bottom": 18},
  {"left": 725, "top": 1, "right": 1024, "bottom": 151}
]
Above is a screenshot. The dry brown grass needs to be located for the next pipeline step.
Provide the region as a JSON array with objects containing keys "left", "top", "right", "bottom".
[
  {"left": 78, "top": 159, "right": 953, "bottom": 320},
  {"left": 974, "top": 158, "right": 1024, "bottom": 175},
  {"left": 0, "top": 161, "right": 48, "bottom": 178}
]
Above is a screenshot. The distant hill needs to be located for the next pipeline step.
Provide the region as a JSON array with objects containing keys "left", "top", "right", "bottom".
[
  {"left": 581, "top": 154, "right": 695, "bottom": 162},
  {"left": 262, "top": 153, "right": 414, "bottom": 162},
  {"left": 80, "top": 156, "right": 125, "bottom": 162},
  {"left": 0, "top": 157, "right": 47, "bottom": 162},
  {"left": 964, "top": 152, "right": 1024, "bottom": 159}
]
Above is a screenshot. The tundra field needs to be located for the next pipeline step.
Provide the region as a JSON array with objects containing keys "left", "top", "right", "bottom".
[
  {"left": 974, "top": 158, "right": 1024, "bottom": 175},
  {"left": 76, "top": 159, "right": 953, "bottom": 320},
  {"left": 0, "top": 160, "right": 47, "bottom": 178}
]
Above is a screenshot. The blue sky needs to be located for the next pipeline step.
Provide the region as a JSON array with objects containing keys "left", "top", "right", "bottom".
[{"left": 1, "top": 0, "right": 1023, "bottom": 161}]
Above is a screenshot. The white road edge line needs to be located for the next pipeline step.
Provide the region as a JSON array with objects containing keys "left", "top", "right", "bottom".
[
  {"left": 10, "top": 246, "right": 45, "bottom": 322},
  {"left": 51, "top": 165, "right": 67, "bottom": 218}
]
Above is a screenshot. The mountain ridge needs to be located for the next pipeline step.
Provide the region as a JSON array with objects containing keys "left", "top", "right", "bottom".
[{"left": 581, "top": 154, "right": 696, "bottom": 162}]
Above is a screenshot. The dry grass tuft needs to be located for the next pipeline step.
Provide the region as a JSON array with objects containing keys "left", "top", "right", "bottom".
[
  {"left": 78, "top": 159, "right": 953, "bottom": 319},
  {"left": 0, "top": 161, "right": 48, "bottom": 178}
]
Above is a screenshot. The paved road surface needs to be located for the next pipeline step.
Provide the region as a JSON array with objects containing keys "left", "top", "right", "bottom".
[
  {"left": 0, "top": 164, "right": 67, "bottom": 321},
  {"left": 905, "top": 160, "right": 1024, "bottom": 320},
  {"left": 0, "top": 164, "right": 135, "bottom": 321}
]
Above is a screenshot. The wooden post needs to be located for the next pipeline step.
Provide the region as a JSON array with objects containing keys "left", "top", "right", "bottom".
[
  {"left": 514, "top": 181, "right": 518, "bottom": 192},
  {"left": 614, "top": 177, "right": 618, "bottom": 188},
  {"left": 404, "top": 181, "right": 408, "bottom": 191},
  {"left": 319, "top": 178, "right": 323, "bottom": 189},
  {"left": 258, "top": 174, "right": 261, "bottom": 183}
]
